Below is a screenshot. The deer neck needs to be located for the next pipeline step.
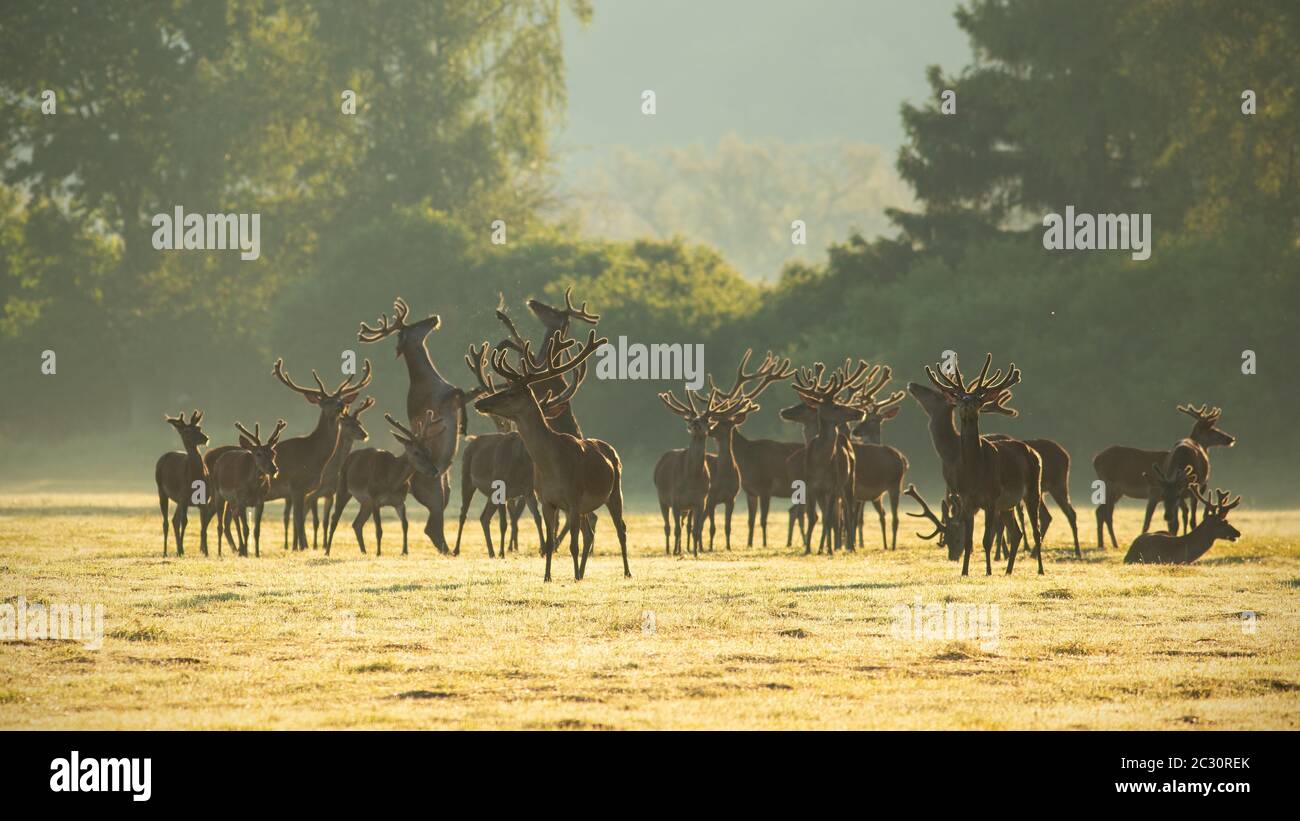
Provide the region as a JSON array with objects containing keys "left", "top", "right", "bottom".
[
  {"left": 957, "top": 412, "right": 984, "bottom": 477},
  {"left": 686, "top": 434, "right": 708, "bottom": 477},
  {"left": 185, "top": 443, "right": 207, "bottom": 480},
  {"left": 508, "top": 397, "right": 569, "bottom": 475},
  {"left": 1177, "top": 522, "right": 1222, "bottom": 563},
  {"left": 810, "top": 415, "right": 840, "bottom": 460},
  {"left": 305, "top": 409, "right": 342, "bottom": 466},
  {"left": 713, "top": 427, "right": 738, "bottom": 478},
  {"left": 400, "top": 337, "right": 450, "bottom": 387},
  {"left": 926, "top": 405, "right": 962, "bottom": 467}
]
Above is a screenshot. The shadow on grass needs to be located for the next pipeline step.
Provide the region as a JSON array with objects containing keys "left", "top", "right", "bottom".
[{"left": 780, "top": 581, "right": 906, "bottom": 593}]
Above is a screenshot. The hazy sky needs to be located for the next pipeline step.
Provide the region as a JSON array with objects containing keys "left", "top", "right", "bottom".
[{"left": 557, "top": 1, "right": 972, "bottom": 160}]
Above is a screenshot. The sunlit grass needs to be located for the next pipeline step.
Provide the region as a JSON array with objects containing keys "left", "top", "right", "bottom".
[{"left": 0, "top": 494, "right": 1296, "bottom": 729}]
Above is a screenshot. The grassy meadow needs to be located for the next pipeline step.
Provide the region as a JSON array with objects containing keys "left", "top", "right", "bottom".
[{"left": 0, "top": 493, "right": 1297, "bottom": 730}]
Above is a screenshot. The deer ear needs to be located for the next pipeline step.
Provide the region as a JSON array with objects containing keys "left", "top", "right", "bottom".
[
  {"left": 304, "top": 392, "right": 323, "bottom": 405},
  {"left": 238, "top": 435, "right": 256, "bottom": 450},
  {"left": 880, "top": 406, "right": 900, "bottom": 420}
]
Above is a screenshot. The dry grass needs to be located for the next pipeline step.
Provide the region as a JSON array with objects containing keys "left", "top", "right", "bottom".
[{"left": 0, "top": 493, "right": 1297, "bottom": 729}]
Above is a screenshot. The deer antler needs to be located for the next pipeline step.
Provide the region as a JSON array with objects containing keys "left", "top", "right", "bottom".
[
  {"left": 490, "top": 329, "right": 604, "bottom": 389},
  {"left": 562, "top": 286, "right": 600, "bottom": 324},
  {"left": 904, "top": 484, "right": 947, "bottom": 543},
  {"left": 350, "top": 396, "right": 375, "bottom": 420},
  {"left": 465, "top": 342, "right": 497, "bottom": 398},
  {"left": 267, "top": 418, "right": 288, "bottom": 445},
  {"left": 272, "top": 359, "right": 321, "bottom": 397},
  {"left": 234, "top": 421, "right": 262, "bottom": 446},
  {"left": 1177, "top": 403, "right": 1221, "bottom": 424}
]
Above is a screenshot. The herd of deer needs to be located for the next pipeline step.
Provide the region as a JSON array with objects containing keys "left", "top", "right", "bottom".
[{"left": 154, "top": 288, "right": 1244, "bottom": 580}]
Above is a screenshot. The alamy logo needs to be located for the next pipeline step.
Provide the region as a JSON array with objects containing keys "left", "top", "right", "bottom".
[
  {"left": 890, "top": 597, "right": 1000, "bottom": 651},
  {"left": 50, "top": 751, "right": 151, "bottom": 802},
  {"left": 151, "top": 206, "right": 261, "bottom": 261},
  {"left": 594, "top": 337, "right": 704, "bottom": 391},
  {"left": 1, "top": 596, "right": 103, "bottom": 650},
  {"left": 1042, "top": 205, "right": 1151, "bottom": 260}
]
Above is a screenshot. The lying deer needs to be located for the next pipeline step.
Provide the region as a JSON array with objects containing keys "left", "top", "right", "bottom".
[
  {"left": 155, "top": 410, "right": 210, "bottom": 557},
  {"left": 326, "top": 412, "right": 447, "bottom": 556},
  {"left": 1092, "top": 402, "right": 1235, "bottom": 549},
  {"left": 212, "top": 420, "right": 287, "bottom": 557},
  {"left": 1125, "top": 485, "right": 1240, "bottom": 564},
  {"left": 903, "top": 483, "right": 964, "bottom": 554},
  {"left": 473, "top": 329, "right": 631, "bottom": 581}
]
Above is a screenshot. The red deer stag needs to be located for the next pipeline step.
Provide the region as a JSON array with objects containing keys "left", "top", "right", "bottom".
[
  {"left": 699, "top": 350, "right": 796, "bottom": 551},
  {"left": 358, "top": 298, "right": 471, "bottom": 553},
  {"left": 1092, "top": 403, "right": 1235, "bottom": 548},
  {"left": 984, "top": 434, "right": 1081, "bottom": 558},
  {"left": 473, "top": 330, "right": 630, "bottom": 581},
  {"left": 213, "top": 420, "right": 287, "bottom": 557},
  {"left": 918, "top": 354, "right": 1044, "bottom": 575},
  {"left": 1160, "top": 404, "right": 1235, "bottom": 534},
  {"left": 326, "top": 412, "right": 448, "bottom": 556},
  {"left": 307, "top": 397, "right": 373, "bottom": 550},
  {"left": 786, "top": 360, "right": 873, "bottom": 556},
  {"left": 654, "top": 390, "right": 714, "bottom": 556},
  {"left": 155, "top": 411, "right": 210, "bottom": 557},
  {"left": 1125, "top": 484, "right": 1240, "bottom": 564},
  {"left": 267, "top": 358, "right": 372, "bottom": 551}
]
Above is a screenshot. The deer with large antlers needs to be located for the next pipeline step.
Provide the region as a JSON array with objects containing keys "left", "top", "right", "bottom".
[
  {"left": 473, "top": 329, "right": 630, "bottom": 581},
  {"left": 845, "top": 370, "right": 909, "bottom": 550},
  {"left": 914, "top": 354, "right": 1044, "bottom": 575},
  {"left": 784, "top": 360, "right": 875, "bottom": 555},
  {"left": 358, "top": 298, "right": 472, "bottom": 553},
  {"left": 212, "top": 420, "right": 287, "bottom": 557},
  {"left": 904, "top": 483, "right": 965, "bottom": 555},
  {"left": 326, "top": 412, "right": 448, "bottom": 555},
  {"left": 1125, "top": 485, "right": 1241, "bottom": 564},
  {"left": 155, "top": 411, "right": 209, "bottom": 557},
  {"left": 654, "top": 390, "right": 714, "bottom": 556},
  {"left": 306, "top": 398, "right": 373, "bottom": 550},
  {"left": 1092, "top": 403, "right": 1235, "bottom": 549},
  {"left": 267, "top": 357, "right": 372, "bottom": 551},
  {"left": 697, "top": 350, "right": 796, "bottom": 552}
]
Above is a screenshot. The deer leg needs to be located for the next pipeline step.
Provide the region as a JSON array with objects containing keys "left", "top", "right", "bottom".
[
  {"left": 759, "top": 494, "right": 770, "bottom": 547},
  {"left": 238, "top": 507, "right": 252, "bottom": 558},
  {"left": 872, "top": 497, "right": 887, "bottom": 550},
  {"left": 253, "top": 501, "right": 264, "bottom": 557},
  {"left": 326, "top": 486, "right": 350, "bottom": 556},
  {"left": 352, "top": 503, "right": 369, "bottom": 554},
  {"left": 222, "top": 503, "right": 239, "bottom": 556},
  {"left": 479, "top": 500, "right": 496, "bottom": 558},
  {"left": 421, "top": 478, "right": 450, "bottom": 555},
  {"left": 660, "top": 503, "right": 671, "bottom": 554},
  {"left": 283, "top": 499, "right": 291, "bottom": 550},
  {"left": 1141, "top": 493, "right": 1159, "bottom": 534},
  {"left": 746, "top": 493, "right": 757, "bottom": 547},
  {"left": 320, "top": 495, "right": 333, "bottom": 553},
  {"left": 693, "top": 502, "right": 707, "bottom": 557},
  {"left": 1038, "top": 500, "right": 1053, "bottom": 544},
  {"left": 579, "top": 515, "right": 596, "bottom": 578},
  {"left": 1050, "top": 489, "right": 1079, "bottom": 557},
  {"left": 172, "top": 505, "right": 186, "bottom": 557},
  {"left": 498, "top": 502, "right": 509, "bottom": 557},
  {"left": 199, "top": 502, "right": 213, "bottom": 557},
  {"left": 159, "top": 489, "right": 170, "bottom": 557},
  {"left": 981, "top": 510, "right": 996, "bottom": 576},
  {"left": 525, "top": 493, "right": 544, "bottom": 556},
  {"left": 723, "top": 500, "right": 733, "bottom": 550},
  {"left": 454, "top": 485, "right": 473, "bottom": 557},
  {"left": 372, "top": 506, "right": 383, "bottom": 556},
  {"left": 707, "top": 502, "right": 716, "bottom": 552},
  {"left": 600, "top": 480, "right": 632, "bottom": 579},
  {"left": 821, "top": 496, "right": 835, "bottom": 557},
  {"left": 1004, "top": 510, "right": 1023, "bottom": 575},
  {"left": 541, "top": 504, "right": 559, "bottom": 582},
  {"left": 397, "top": 502, "right": 409, "bottom": 555},
  {"left": 565, "top": 507, "right": 581, "bottom": 579},
  {"left": 889, "top": 485, "right": 901, "bottom": 550}
]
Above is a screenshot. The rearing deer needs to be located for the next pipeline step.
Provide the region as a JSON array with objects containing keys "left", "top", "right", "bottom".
[
  {"left": 473, "top": 330, "right": 631, "bottom": 581},
  {"left": 918, "top": 354, "right": 1044, "bottom": 575},
  {"left": 358, "top": 298, "right": 470, "bottom": 553}
]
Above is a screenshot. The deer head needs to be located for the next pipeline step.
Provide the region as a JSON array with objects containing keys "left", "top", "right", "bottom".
[
  {"left": 526, "top": 286, "right": 600, "bottom": 338},
  {"left": 358, "top": 297, "right": 441, "bottom": 358},
  {"left": 473, "top": 329, "right": 605, "bottom": 422},
  {"left": 904, "top": 484, "right": 966, "bottom": 559},
  {"left": 339, "top": 396, "right": 374, "bottom": 443},
  {"left": 164, "top": 410, "right": 209, "bottom": 449},
  {"left": 384, "top": 411, "right": 446, "bottom": 477},
  {"left": 848, "top": 366, "right": 904, "bottom": 444},
  {"left": 271, "top": 358, "right": 372, "bottom": 418},
  {"left": 924, "top": 353, "right": 1020, "bottom": 429},
  {"left": 696, "top": 349, "right": 795, "bottom": 437},
  {"left": 234, "top": 419, "right": 288, "bottom": 479},
  {"left": 1178, "top": 403, "right": 1236, "bottom": 448},
  {"left": 659, "top": 389, "right": 716, "bottom": 441},
  {"left": 1191, "top": 484, "right": 1242, "bottom": 542},
  {"left": 1144, "top": 461, "right": 1195, "bottom": 533},
  {"left": 790, "top": 359, "right": 875, "bottom": 427}
]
